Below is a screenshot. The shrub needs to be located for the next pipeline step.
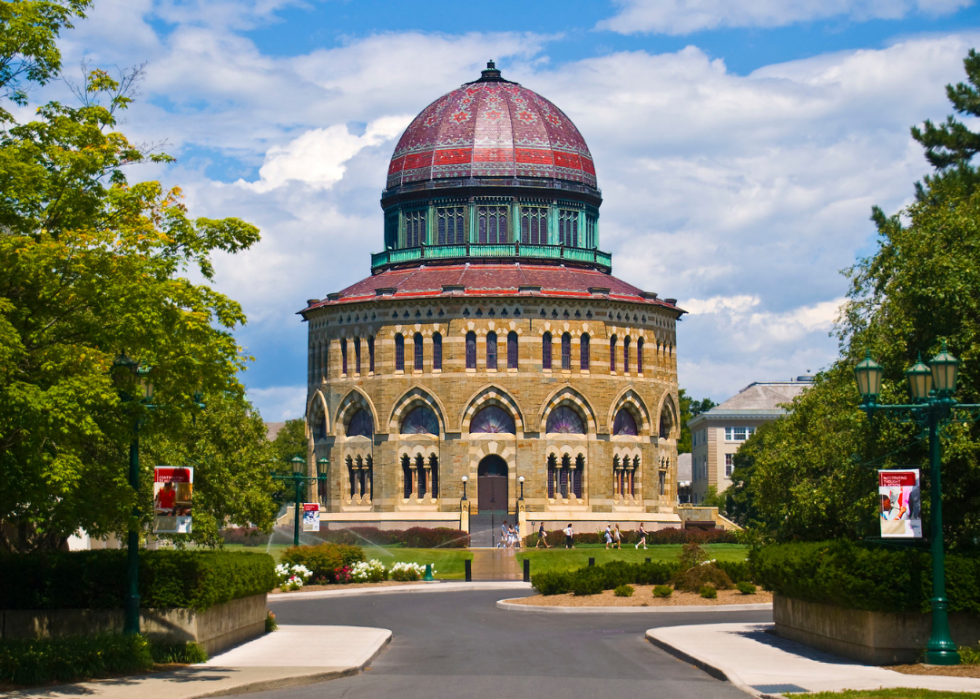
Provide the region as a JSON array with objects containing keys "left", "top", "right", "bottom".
[
  {"left": 390, "top": 562, "right": 432, "bottom": 581},
  {"left": 960, "top": 645, "right": 980, "bottom": 665},
  {"left": 531, "top": 570, "right": 571, "bottom": 595},
  {"left": 218, "top": 527, "right": 265, "bottom": 546},
  {"left": 280, "top": 544, "right": 364, "bottom": 583},
  {"left": 0, "top": 550, "right": 274, "bottom": 611},
  {"left": 749, "top": 541, "right": 960, "bottom": 613},
  {"left": 350, "top": 559, "right": 387, "bottom": 583},
  {"left": 263, "top": 526, "right": 469, "bottom": 549},
  {"left": 0, "top": 634, "right": 154, "bottom": 686},
  {"left": 633, "top": 561, "right": 680, "bottom": 585},
  {"left": 598, "top": 560, "right": 637, "bottom": 590},
  {"left": 736, "top": 581, "right": 757, "bottom": 595},
  {"left": 614, "top": 584, "right": 634, "bottom": 597},
  {"left": 570, "top": 568, "right": 605, "bottom": 596},
  {"left": 700, "top": 584, "right": 718, "bottom": 599},
  {"left": 653, "top": 585, "right": 673, "bottom": 598},
  {"left": 674, "top": 561, "right": 734, "bottom": 592},
  {"left": 716, "top": 560, "right": 752, "bottom": 584},
  {"left": 265, "top": 610, "right": 278, "bottom": 633},
  {"left": 150, "top": 641, "right": 207, "bottom": 664}
]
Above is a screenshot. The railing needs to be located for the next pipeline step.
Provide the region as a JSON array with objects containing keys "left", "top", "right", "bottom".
[{"left": 370, "top": 242, "right": 613, "bottom": 273}]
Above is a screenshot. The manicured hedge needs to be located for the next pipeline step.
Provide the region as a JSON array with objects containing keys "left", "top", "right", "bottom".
[
  {"left": 750, "top": 541, "right": 980, "bottom": 614},
  {"left": 221, "top": 526, "right": 469, "bottom": 548},
  {"left": 523, "top": 527, "right": 738, "bottom": 547},
  {"left": 0, "top": 634, "right": 154, "bottom": 686},
  {"left": 280, "top": 543, "right": 365, "bottom": 582},
  {"left": 530, "top": 558, "right": 754, "bottom": 596},
  {"left": 0, "top": 550, "right": 275, "bottom": 611}
]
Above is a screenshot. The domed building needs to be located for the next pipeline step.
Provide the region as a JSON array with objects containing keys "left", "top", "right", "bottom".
[{"left": 299, "top": 62, "right": 686, "bottom": 541}]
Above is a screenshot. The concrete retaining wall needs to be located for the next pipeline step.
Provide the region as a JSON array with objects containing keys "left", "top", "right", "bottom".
[
  {"left": 1, "top": 593, "right": 267, "bottom": 657},
  {"left": 773, "top": 594, "right": 980, "bottom": 665}
]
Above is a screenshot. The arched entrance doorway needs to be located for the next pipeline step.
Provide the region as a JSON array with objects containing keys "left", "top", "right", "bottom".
[{"left": 477, "top": 455, "right": 508, "bottom": 513}]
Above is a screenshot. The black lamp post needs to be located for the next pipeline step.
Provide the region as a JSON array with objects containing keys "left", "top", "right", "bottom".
[
  {"left": 111, "top": 354, "right": 155, "bottom": 636},
  {"left": 518, "top": 475, "right": 525, "bottom": 501},
  {"left": 461, "top": 475, "right": 468, "bottom": 502},
  {"left": 855, "top": 342, "right": 978, "bottom": 666},
  {"left": 272, "top": 455, "right": 329, "bottom": 546}
]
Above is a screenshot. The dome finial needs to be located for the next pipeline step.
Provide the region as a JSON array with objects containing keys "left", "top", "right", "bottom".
[{"left": 478, "top": 60, "right": 503, "bottom": 82}]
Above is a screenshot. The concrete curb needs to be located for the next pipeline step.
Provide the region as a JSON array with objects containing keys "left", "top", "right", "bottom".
[
  {"left": 496, "top": 599, "right": 772, "bottom": 614},
  {"left": 190, "top": 632, "right": 392, "bottom": 699},
  {"left": 645, "top": 628, "right": 785, "bottom": 699},
  {"left": 270, "top": 582, "right": 533, "bottom": 602}
]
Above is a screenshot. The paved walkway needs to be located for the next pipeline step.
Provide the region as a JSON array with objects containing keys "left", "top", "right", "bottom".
[
  {"left": 469, "top": 548, "right": 522, "bottom": 580},
  {"left": 8, "top": 626, "right": 390, "bottom": 699},
  {"left": 649, "top": 622, "right": 980, "bottom": 698}
]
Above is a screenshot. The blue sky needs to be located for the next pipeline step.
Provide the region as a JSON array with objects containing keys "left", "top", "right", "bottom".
[{"left": 43, "top": 0, "right": 980, "bottom": 419}]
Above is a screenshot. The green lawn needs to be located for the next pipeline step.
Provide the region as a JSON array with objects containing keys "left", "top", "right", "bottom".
[
  {"left": 221, "top": 543, "right": 473, "bottom": 579},
  {"left": 515, "top": 544, "right": 749, "bottom": 574},
  {"left": 798, "top": 691, "right": 980, "bottom": 698}
]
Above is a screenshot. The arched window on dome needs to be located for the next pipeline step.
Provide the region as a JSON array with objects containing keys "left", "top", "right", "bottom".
[
  {"left": 478, "top": 206, "right": 509, "bottom": 244},
  {"left": 413, "top": 333, "right": 424, "bottom": 371},
  {"left": 395, "top": 334, "right": 405, "bottom": 371},
  {"left": 542, "top": 332, "right": 552, "bottom": 370},
  {"left": 547, "top": 405, "right": 586, "bottom": 434},
  {"left": 580, "top": 334, "right": 590, "bottom": 370},
  {"left": 432, "top": 333, "right": 442, "bottom": 370},
  {"left": 561, "top": 332, "right": 571, "bottom": 370},
  {"left": 346, "top": 408, "right": 374, "bottom": 438},
  {"left": 401, "top": 406, "right": 439, "bottom": 435},
  {"left": 613, "top": 408, "right": 639, "bottom": 436},
  {"left": 470, "top": 405, "right": 516, "bottom": 434},
  {"left": 558, "top": 210, "right": 579, "bottom": 247},
  {"left": 585, "top": 214, "right": 597, "bottom": 249},
  {"left": 507, "top": 331, "right": 518, "bottom": 369},
  {"left": 486, "top": 331, "right": 497, "bottom": 370},
  {"left": 437, "top": 206, "right": 466, "bottom": 245},
  {"left": 465, "top": 332, "right": 476, "bottom": 369},
  {"left": 405, "top": 210, "right": 426, "bottom": 248},
  {"left": 520, "top": 206, "right": 548, "bottom": 245}
]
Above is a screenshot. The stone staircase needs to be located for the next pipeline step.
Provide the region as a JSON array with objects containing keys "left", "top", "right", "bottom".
[{"left": 468, "top": 512, "right": 506, "bottom": 548}]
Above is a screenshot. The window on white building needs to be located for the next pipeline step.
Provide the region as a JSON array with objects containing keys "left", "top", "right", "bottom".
[
  {"left": 725, "top": 454, "right": 734, "bottom": 478},
  {"left": 725, "top": 426, "right": 755, "bottom": 442}
]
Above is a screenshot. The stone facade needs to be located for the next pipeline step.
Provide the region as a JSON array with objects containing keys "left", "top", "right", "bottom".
[{"left": 303, "top": 295, "right": 682, "bottom": 529}]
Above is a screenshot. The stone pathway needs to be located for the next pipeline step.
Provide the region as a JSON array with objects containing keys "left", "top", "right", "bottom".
[{"left": 469, "top": 548, "right": 522, "bottom": 581}]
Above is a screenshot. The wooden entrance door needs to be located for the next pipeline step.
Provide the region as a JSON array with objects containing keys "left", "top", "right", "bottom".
[{"left": 477, "top": 455, "right": 508, "bottom": 513}]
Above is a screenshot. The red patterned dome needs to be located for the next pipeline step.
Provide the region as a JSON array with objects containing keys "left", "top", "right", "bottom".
[{"left": 386, "top": 62, "right": 597, "bottom": 191}]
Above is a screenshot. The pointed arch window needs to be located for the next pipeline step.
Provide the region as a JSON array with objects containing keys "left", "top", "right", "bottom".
[
  {"left": 354, "top": 337, "right": 362, "bottom": 374},
  {"left": 547, "top": 454, "right": 557, "bottom": 498},
  {"left": 478, "top": 205, "right": 509, "bottom": 244},
  {"left": 430, "top": 455, "right": 440, "bottom": 497},
  {"left": 437, "top": 206, "right": 466, "bottom": 245},
  {"left": 520, "top": 206, "right": 548, "bottom": 245},
  {"left": 341, "top": 339, "right": 348, "bottom": 376},
  {"left": 432, "top": 333, "right": 442, "bottom": 370},
  {"left": 560, "top": 455, "right": 570, "bottom": 498},
  {"left": 561, "top": 333, "right": 571, "bottom": 370},
  {"left": 624, "top": 337, "right": 631, "bottom": 373},
  {"left": 416, "top": 455, "right": 427, "bottom": 498},
  {"left": 637, "top": 338, "right": 643, "bottom": 374},
  {"left": 395, "top": 334, "right": 405, "bottom": 371},
  {"left": 400, "top": 406, "right": 439, "bottom": 435},
  {"left": 613, "top": 407, "right": 639, "bottom": 436},
  {"left": 470, "top": 406, "right": 515, "bottom": 434},
  {"left": 402, "top": 455, "right": 412, "bottom": 498},
  {"left": 405, "top": 210, "right": 425, "bottom": 247},
  {"left": 346, "top": 408, "right": 374, "bottom": 438},
  {"left": 368, "top": 336, "right": 375, "bottom": 373},
  {"left": 610, "top": 335, "right": 617, "bottom": 372},
  {"left": 574, "top": 454, "right": 584, "bottom": 499},
  {"left": 486, "top": 331, "right": 497, "bottom": 370},
  {"left": 466, "top": 331, "right": 476, "bottom": 369},
  {"left": 542, "top": 332, "right": 552, "bottom": 370},
  {"left": 507, "top": 331, "right": 519, "bottom": 369},
  {"left": 546, "top": 405, "right": 586, "bottom": 434},
  {"left": 558, "top": 209, "right": 579, "bottom": 247},
  {"left": 414, "top": 333, "right": 424, "bottom": 371},
  {"left": 580, "top": 334, "right": 590, "bottom": 370}
]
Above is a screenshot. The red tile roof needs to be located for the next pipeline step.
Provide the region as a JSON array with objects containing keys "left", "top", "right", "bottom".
[{"left": 300, "top": 263, "right": 682, "bottom": 315}]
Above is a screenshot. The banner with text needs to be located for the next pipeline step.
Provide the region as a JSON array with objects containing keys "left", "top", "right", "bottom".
[
  {"left": 879, "top": 469, "right": 921, "bottom": 538},
  {"left": 154, "top": 466, "right": 193, "bottom": 533},
  {"left": 303, "top": 503, "right": 320, "bottom": 532}
]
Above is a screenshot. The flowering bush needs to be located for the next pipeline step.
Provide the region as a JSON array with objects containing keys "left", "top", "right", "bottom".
[
  {"left": 333, "top": 566, "right": 352, "bottom": 584},
  {"left": 275, "top": 563, "right": 312, "bottom": 591},
  {"left": 390, "top": 562, "right": 432, "bottom": 581},
  {"left": 350, "top": 559, "right": 387, "bottom": 583}
]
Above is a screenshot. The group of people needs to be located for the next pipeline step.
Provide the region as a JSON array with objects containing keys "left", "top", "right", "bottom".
[
  {"left": 497, "top": 520, "right": 522, "bottom": 548},
  {"left": 532, "top": 522, "right": 649, "bottom": 549}
]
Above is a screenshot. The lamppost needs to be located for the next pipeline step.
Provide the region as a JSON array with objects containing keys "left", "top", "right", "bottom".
[
  {"left": 518, "top": 475, "right": 525, "bottom": 501},
  {"left": 272, "top": 455, "right": 329, "bottom": 547},
  {"left": 111, "top": 354, "right": 156, "bottom": 636},
  {"left": 855, "top": 342, "right": 979, "bottom": 666},
  {"left": 461, "top": 475, "right": 468, "bottom": 502}
]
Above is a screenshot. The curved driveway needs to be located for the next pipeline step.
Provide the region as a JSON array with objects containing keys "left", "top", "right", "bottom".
[{"left": 258, "top": 589, "right": 771, "bottom": 699}]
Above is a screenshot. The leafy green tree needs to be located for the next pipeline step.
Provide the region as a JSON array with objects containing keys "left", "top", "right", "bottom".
[
  {"left": 270, "top": 418, "right": 307, "bottom": 465},
  {"left": 0, "top": 7, "right": 274, "bottom": 551},
  {"left": 677, "top": 389, "right": 717, "bottom": 453}
]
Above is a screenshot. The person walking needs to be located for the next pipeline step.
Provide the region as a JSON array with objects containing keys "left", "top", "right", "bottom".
[
  {"left": 613, "top": 524, "right": 622, "bottom": 549},
  {"left": 536, "top": 522, "right": 550, "bottom": 548},
  {"left": 604, "top": 524, "right": 612, "bottom": 549},
  {"left": 564, "top": 523, "right": 574, "bottom": 549},
  {"left": 499, "top": 520, "right": 509, "bottom": 548},
  {"left": 635, "top": 523, "right": 648, "bottom": 550}
]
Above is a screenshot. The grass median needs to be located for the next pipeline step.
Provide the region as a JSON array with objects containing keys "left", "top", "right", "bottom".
[{"left": 515, "top": 544, "right": 749, "bottom": 574}]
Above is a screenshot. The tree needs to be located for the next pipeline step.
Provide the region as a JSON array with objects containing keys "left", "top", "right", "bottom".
[
  {"left": 677, "top": 389, "right": 717, "bottom": 454},
  {"left": 270, "top": 418, "right": 307, "bottom": 465},
  {"left": 0, "top": 7, "right": 274, "bottom": 551}
]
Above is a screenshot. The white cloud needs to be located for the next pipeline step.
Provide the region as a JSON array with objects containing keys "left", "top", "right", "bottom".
[
  {"left": 247, "top": 385, "right": 307, "bottom": 421},
  {"left": 598, "top": 0, "right": 972, "bottom": 35}
]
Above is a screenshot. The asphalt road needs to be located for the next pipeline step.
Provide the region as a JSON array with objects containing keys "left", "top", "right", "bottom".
[{"left": 259, "top": 589, "right": 772, "bottom": 699}]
